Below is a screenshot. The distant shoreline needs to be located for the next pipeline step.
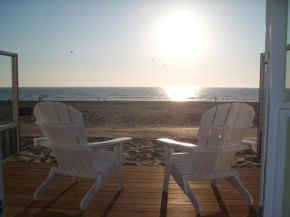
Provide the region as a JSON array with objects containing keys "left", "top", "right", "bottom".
[
  {"left": 0, "top": 87, "right": 260, "bottom": 102},
  {"left": 0, "top": 86, "right": 260, "bottom": 88},
  {"left": 16, "top": 100, "right": 260, "bottom": 103},
  {"left": 0, "top": 99, "right": 260, "bottom": 103},
  {"left": 14, "top": 99, "right": 259, "bottom": 103}
]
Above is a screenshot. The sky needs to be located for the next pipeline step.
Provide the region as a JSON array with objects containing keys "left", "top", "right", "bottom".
[{"left": 0, "top": 0, "right": 266, "bottom": 88}]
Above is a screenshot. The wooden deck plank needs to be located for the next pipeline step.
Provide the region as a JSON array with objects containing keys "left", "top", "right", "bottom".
[
  {"left": 3, "top": 161, "right": 259, "bottom": 216},
  {"left": 3, "top": 177, "right": 261, "bottom": 184},
  {"left": 3, "top": 193, "right": 259, "bottom": 205},
  {"left": 5, "top": 209, "right": 257, "bottom": 217}
]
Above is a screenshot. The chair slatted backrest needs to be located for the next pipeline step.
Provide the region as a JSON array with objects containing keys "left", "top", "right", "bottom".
[
  {"left": 34, "top": 102, "right": 95, "bottom": 173},
  {"left": 190, "top": 103, "right": 255, "bottom": 176}
]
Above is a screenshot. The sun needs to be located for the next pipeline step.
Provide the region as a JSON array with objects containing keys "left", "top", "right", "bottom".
[
  {"left": 155, "top": 10, "right": 206, "bottom": 59},
  {"left": 165, "top": 86, "right": 199, "bottom": 101}
]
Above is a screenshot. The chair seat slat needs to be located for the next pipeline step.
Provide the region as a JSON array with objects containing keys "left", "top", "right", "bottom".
[
  {"left": 35, "top": 120, "right": 84, "bottom": 129},
  {"left": 200, "top": 122, "right": 253, "bottom": 130}
]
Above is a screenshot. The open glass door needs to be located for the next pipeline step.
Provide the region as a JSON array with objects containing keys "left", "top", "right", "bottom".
[
  {"left": 259, "top": 0, "right": 290, "bottom": 216},
  {"left": 0, "top": 50, "right": 19, "bottom": 216},
  {"left": 0, "top": 51, "right": 19, "bottom": 159}
]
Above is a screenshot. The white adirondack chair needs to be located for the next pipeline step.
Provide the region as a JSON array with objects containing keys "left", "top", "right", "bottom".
[
  {"left": 158, "top": 103, "right": 255, "bottom": 214},
  {"left": 33, "top": 102, "right": 132, "bottom": 210}
]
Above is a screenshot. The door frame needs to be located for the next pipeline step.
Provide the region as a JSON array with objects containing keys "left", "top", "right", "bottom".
[
  {"left": 0, "top": 50, "right": 20, "bottom": 154},
  {"left": 259, "top": 0, "right": 290, "bottom": 216},
  {"left": 0, "top": 50, "right": 19, "bottom": 217}
]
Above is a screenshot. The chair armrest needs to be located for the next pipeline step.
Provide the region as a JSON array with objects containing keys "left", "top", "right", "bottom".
[
  {"left": 157, "top": 138, "right": 197, "bottom": 153},
  {"left": 195, "top": 144, "right": 254, "bottom": 154},
  {"left": 87, "top": 137, "right": 132, "bottom": 151},
  {"left": 34, "top": 137, "right": 49, "bottom": 147},
  {"left": 241, "top": 139, "right": 256, "bottom": 150},
  {"left": 193, "top": 140, "right": 255, "bottom": 154}
]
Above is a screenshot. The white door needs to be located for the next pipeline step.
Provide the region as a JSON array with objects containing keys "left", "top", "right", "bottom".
[
  {"left": 259, "top": 0, "right": 290, "bottom": 216},
  {"left": 0, "top": 50, "right": 19, "bottom": 217}
]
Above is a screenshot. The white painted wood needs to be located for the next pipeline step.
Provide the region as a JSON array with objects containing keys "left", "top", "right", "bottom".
[
  {"left": 88, "top": 137, "right": 132, "bottom": 150},
  {"left": 185, "top": 182, "right": 202, "bottom": 214},
  {"left": 34, "top": 169, "right": 62, "bottom": 200},
  {"left": 259, "top": 0, "right": 290, "bottom": 216},
  {"left": 225, "top": 174, "right": 253, "bottom": 205},
  {"left": 80, "top": 175, "right": 102, "bottom": 210},
  {"left": 157, "top": 138, "right": 197, "bottom": 153},
  {"left": 11, "top": 52, "right": 20, "bottom": 154},
  {"left": 0, "top": 51, "right": 19, "bottom": 216},
  {"left": 0, "top": 51, "right": 20, "bottom": 154},
  {"left": 158, "top": 141, "right": 253, "bottom": 154},
  {"left": 114, "top": 144, "right": 124, "bottom": 190},
  {"left": 271, "top": 109, "right": 290, "bottom": 216},
  {"left": 0, "top": 50, "right": 17, "bottom": 56},
  {"left": 170, "top": 164, "right": 187, "bottom": 192},
  {"left": 72, "top": 177, "right": 79, "bottom": 183},
  {"left": 33, "top": 102, "right": 132, "bottom": 209},
  {"left": 0, "top": 123, "right": 16, "bottom": 132},
  {"left": 211, "top": 179, "right": 217, "bottom": 186},
  {"left": 157, "top": 103, "right": 255, "bottom": 214},
  {"left": 197, "top": 106, "right": 216, "bottom": 148},
  {"left": 163, "top": 145, "right": 173, "bottom": 192}
]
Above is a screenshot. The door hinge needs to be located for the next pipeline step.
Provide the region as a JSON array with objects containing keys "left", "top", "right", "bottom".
[{"left": 264, "top": 52, "right": 270, "bottom": 73}]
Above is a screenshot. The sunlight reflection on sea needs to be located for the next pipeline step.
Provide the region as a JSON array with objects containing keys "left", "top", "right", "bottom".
[{"left": 0, "top": 87, "right": 259, "bottom": 102}]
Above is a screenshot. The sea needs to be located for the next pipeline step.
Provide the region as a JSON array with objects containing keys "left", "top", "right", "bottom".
[{"left": 0, "top": 87, "right": 259, "bottom": 102}]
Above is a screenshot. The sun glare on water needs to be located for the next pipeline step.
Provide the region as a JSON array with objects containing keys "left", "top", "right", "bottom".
[
  {"left": 156, "top": 10, "right": 206, "bottom": 59},
  {"left": 165, "top": 86, "right": 199, "bottom": 101}
]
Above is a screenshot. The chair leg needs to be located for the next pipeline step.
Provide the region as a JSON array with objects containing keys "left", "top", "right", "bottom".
[
  {"left": 72, "top": 177, "right": 79, "bottom": 183},
  {"left": 211, "top": 179, "right": 218, "bottom": 187},
  {"left": 225, "top": 174, "right": 253, "bottom": 205},
  {"left": 116, "top": 164, "right": 124, "bottom": 190},
  {"left": 34, "top": 169, "right": 62, "bottom": 200},
  {"left": 163, "top": 165, "right": 171, "bottom": 192},
  {"left": 115, "top": 145, "right": 124, "bottom": 190},
  {"left": 185, "top": 182, "right": 202, "bottom": 214},
  {"left": 80, "top": 175, "right": 102, "bottom": 210},
  {"left": 163, "top": 146, "right": 173, "bottom": 192}
]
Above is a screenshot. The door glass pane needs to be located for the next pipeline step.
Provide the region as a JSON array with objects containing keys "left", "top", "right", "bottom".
[
  {"left": 0, "top": 55, "right": 13, "bottom": 125},
  {"left": 285, "top": 1, "right": 290, "bottom": 100}
]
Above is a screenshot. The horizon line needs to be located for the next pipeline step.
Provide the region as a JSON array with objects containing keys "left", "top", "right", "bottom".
[{"left": 0, "top": 86, "right": 260, "bottom": 88}]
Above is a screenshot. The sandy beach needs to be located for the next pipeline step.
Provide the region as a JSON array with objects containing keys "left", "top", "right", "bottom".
[{"left": 1, "top": 101, "right": 260, "bottom": 167}]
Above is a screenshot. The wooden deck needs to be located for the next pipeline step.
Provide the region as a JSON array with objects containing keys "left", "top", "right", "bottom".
[{"left": 2, "top": 162, "right": 259, "bottom": 217}]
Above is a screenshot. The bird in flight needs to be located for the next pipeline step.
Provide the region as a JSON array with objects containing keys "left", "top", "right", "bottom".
[
  {"left": 152, "top": 59, "right": 154, "bottom": 61},
  {"left": 70, "top": 51, "right": 73, "bottom": 53},
  {"left": 163, "top": 64, "right": 167, "bottom": 67}
]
